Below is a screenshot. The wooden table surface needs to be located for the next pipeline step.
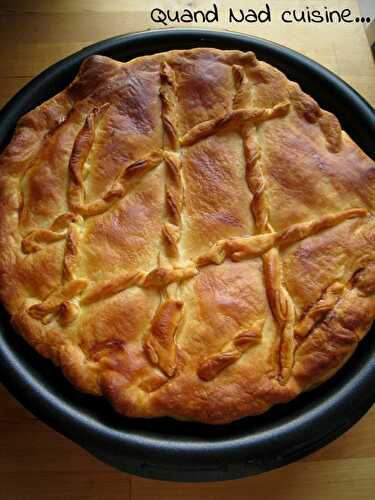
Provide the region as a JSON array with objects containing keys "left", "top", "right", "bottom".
[{"left": 0, "top": 1, "right": 374, "bottom": 498}]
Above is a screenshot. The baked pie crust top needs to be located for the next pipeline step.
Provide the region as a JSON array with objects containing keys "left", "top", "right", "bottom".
[{"left": 0, "top": 48, "right": 374, "bottom": 423}]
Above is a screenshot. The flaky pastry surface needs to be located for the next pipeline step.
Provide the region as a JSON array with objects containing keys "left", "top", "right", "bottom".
[{"left": 0, "top": 48, "right": 374, "bottom": 423}]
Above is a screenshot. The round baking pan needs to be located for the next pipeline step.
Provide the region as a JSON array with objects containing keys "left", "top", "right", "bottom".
[{"left": 0, "top": 29, "right": 374, "bottom": 482}]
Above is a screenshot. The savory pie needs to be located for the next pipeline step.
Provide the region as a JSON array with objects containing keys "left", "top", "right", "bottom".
[{"left": 0, "top": 48, "right": 374, "bottom": 424}]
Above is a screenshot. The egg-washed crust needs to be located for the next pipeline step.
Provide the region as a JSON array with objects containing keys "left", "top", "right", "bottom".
[{"left": 1, "top": 48, "right": 375, "bottom": 424}]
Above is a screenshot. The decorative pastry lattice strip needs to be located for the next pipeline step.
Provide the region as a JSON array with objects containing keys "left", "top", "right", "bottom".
[
  {"left": 277, "top": 209, "right": 366, "bottom": 247},
  {"left": 76, "top": 149, "right": 164, "bottom": 217},
  {"left": 143, "top": 62, "right": 186, "bottom": 378},
  {"left": 22, "top": 228, "right": 67, "bottom": 254},
  {"left": 63, "top": 217, "right": 84, "bottom": 282},
  {"left": 28, "top": 279, "right": 88, "bottom": 324},
  {"left": 243, "top": 125, "right": 271, "bottom": 233},
  {"left": 144, "top": 299, "right": 183, "bottom": 377},
  {"left": 49, "top": 265, "right": 196, "bottom": 308},
  {"left": 180, "top": 102, "right": 290, "bottom": 147},
  {"left": 160, "top": 61, "right": 179, "bottom": 151},
  {"left": 294, "top": 282, "right": 344, "bottom": 340},
  {"left": 194, "top": 208, "right": 367, "bottom": 268},
  {"left": 232, "top": 65, "right": 253, "bottom": 109},
  {"left": 233, "top": 63, "right": 296, "bottom": 383},
  {"left": 21, "top": 213, "right": 79, "bottom": 254},
  {"left": 68, "top": 104, "right": 110, "bottom": 212},
  {"left": 81, "top": 271, "right": 145, "bottom": 306},
  {"left": 294, "top": 262, "right": 375, "bottom": 357},
  {"left": 142, "top": 265, "right": 197, "bottom": 289},
  {"left": 162, "top": 152, "right": 183, "bottom": 260},
  {"left": 197, "top": 320, "right": 264, "bottom": 381},
  {"left": 263, "top": 248, "right": 296, "bottom": 382}
]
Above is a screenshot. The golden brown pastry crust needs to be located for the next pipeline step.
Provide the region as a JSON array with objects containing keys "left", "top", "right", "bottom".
[{"left": 1, "top": 48, "right": 374, "bottom": 424}]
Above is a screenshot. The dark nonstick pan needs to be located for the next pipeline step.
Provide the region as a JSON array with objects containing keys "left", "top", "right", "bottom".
[{"left": 0, "top": 29, "right": 374, "bottom": 482}]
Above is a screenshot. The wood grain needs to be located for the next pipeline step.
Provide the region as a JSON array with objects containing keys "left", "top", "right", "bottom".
[{"left": 0, "top": 0, "right": 374, "bottom": 498}]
